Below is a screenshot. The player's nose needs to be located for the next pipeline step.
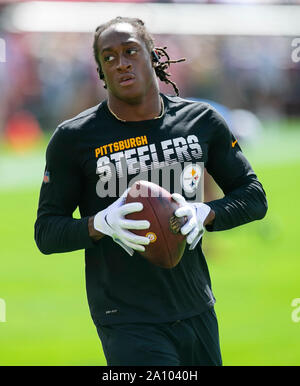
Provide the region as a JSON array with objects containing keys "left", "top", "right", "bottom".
[{"left": 116, "top": 55, "right": 132, "bottom": 72}]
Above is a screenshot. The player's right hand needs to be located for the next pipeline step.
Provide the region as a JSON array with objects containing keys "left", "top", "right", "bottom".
[{"left": 93, "top": 188, "right": 151, "bottom": 256}]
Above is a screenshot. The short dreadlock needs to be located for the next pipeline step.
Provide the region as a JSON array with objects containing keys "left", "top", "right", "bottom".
[{"left": 93, "top": 16, "right": 185, "bottom": 96}]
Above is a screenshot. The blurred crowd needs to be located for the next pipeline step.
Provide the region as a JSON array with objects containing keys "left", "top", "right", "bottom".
[{"left": 0, "top": 29, "right": 299, "bottom": 138}]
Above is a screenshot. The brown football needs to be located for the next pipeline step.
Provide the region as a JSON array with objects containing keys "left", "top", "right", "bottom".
[{"left": 125, "top": 180, "right": 187, "bottom": 269}]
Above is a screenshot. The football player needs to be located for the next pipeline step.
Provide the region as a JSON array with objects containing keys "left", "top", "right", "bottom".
[{"left": 35, "top": 17, "right": 267, "bottom": 366}]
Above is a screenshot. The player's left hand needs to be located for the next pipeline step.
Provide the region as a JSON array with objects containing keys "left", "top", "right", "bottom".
[{"left": 171, "top": 193, "right": 212, "bottom": 250}]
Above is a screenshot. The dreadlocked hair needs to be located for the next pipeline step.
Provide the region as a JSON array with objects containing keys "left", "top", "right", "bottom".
[
  {"left": 93, "top": 16, "right": 186, "bottom": 96},
  {"left": 152, "top": 46, "right": 185, "bottom": 96}
]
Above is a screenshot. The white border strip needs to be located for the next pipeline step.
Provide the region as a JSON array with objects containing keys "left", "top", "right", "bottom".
[{"left": 2, "top": 2, "right": 300, "bottom": 36}]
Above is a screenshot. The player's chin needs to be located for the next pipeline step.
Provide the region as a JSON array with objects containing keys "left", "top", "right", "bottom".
[{"left": 114, "top": 82, "right": 145, "bottom": 102}]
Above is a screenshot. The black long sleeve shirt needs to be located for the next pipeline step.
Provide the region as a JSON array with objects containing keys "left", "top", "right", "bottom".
[{"left": 34, "top": 94, "right": 267, "bottom": 326}]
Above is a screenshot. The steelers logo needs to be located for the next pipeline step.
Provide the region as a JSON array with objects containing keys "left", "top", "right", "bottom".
[
  {"left": 180, "top": 164, "right": 202, "bottom": 194},
  {"left": 145, "top": 232, "right": 157, "bottom": 243}
]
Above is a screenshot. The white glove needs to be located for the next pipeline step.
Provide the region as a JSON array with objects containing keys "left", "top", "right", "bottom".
[
  {"left": 94, "top": 188, "right": 150, "bottom": 256},
  {"left": 171, "top": 193, "right": 212, "bottom": 250}
]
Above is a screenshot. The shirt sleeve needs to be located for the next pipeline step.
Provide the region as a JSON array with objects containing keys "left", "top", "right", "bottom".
[
  {"left": 34, "top": 125, "right": 95, "bottom": 254},
  {"left": 204, "top": 107, "right": 268, "bottom": 231}
]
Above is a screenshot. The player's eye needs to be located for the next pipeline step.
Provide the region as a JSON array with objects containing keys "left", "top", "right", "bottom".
[
  {"left": 103, "top": 55, "right": 115, "bottom": 62},
  {"left": 127, "top": 48, "right": 138, "bottom": 56}
]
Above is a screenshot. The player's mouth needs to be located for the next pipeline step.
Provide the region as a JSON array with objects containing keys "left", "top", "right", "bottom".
[{"left": 118, "top": 73, "right": 136, "bottom": 87}]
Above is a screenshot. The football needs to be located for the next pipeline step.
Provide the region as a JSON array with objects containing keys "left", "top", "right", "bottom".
[{"left": 125, "top": 180, "right": 187, "bottom": 269}]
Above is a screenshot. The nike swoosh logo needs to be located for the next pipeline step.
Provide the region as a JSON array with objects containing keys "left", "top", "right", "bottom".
[{"left": 232, "top": 140, "right": 238, "bottom": 148}]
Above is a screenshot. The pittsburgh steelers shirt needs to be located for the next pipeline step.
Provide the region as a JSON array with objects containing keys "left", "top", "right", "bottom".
[{"left": 35, "top": 94, "right": 267, "bottom": 326}]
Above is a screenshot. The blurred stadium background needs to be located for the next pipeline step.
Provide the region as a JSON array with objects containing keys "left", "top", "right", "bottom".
[{"left": 0, "top": 0, "right": 299, "bottom": 366}]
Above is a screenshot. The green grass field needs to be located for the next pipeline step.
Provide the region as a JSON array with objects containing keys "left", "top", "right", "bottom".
[{"left": 0, "top": 121, "right": 299, "bottom": 366}]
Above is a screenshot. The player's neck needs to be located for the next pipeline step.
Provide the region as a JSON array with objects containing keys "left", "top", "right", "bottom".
[{"left": 107, "top": 89, "right": 162, "bottom": 122}]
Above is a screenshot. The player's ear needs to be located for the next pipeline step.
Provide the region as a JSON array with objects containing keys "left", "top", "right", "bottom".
[
  {"left": 97, "top": 67, "right": 107, "bottom": 89},
  {"left": 151, "top": 49, "right": 160, "bottom": 67}
]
